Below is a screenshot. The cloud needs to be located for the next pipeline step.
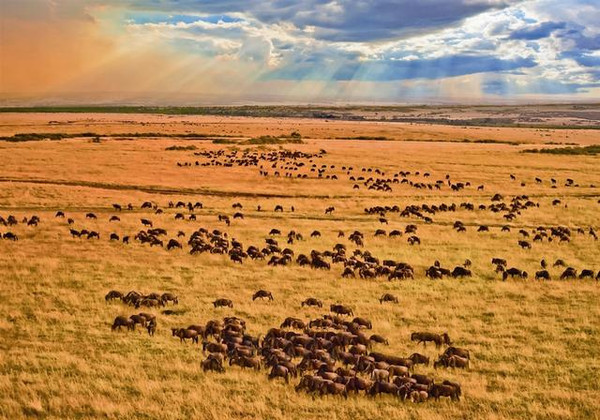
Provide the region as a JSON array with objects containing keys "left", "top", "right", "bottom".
[
  {"left": 509, "top": 21, "right": 566, "bottom": 40},
  {"left": 266, "top": 53, "right": 537, "bottom": 81},
  {"left": 120, "top": 0, "right": 526, "bottom": 42},
  {"left": 1, "top": 0, "right": 599, "bottom": 102}
]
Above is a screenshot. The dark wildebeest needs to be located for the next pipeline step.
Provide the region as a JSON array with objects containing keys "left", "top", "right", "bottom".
[
  {"left": 301, "top": 297, "right": 323, "bottom": 308},
  {"left": 202, "top": 354, "right": 225, "bottom": 373},
  {"left": 172, "top": 328, "right": 199, "bottom": 344},
  {"left": 330, "top": 304, "right": 354, "bottom": 317},
  {"left": 379, "top": 293, "right": 399, "bottom": 304},
  {"left": 161, "top": 292, "right": 178, "bottom": 305},
  {"left": 111, "top": 316, "right": 134, "bottom": 331},
  {"left": 166, "top": 239, "right": 182, "bottom": 250},
  {"left": 213, "top": 298, "right": 234, "bottom": 308},
  {"left": 409, "top": 353, "right": 430, "bottom": 366},
  {"left": 535, "top": 270, "right": 551, "bottom": 280},
  {"left": 410, "top": 332, "right": 451, "bottom": 348},
  {"left": 268, "top": 365, "right": 290, "bottom": 383},
  {"left": 429, "top": 384, "right": 460, "bottom": 401},
  {"left": 105, "top": 290, "right": 123, "bottom": 302},
  {"left": 252, "top": 290, "right": 274, "bottom": 301}
]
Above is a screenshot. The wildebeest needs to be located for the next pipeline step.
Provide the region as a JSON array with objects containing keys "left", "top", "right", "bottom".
[
  {"left": 301, "top": 297, "right": 323, "bottom": 308},
  {"left": 429, "top": 383, "right": 460, "bottom": 401},
  {"left": 369, "top": 334, "right": 389, "bottom": 345},
  {"left": 330, "top": 304, "right": 354, "bottom": 317},
  {"left": 451, "top": 266, "right": 471, "bottom": 278},
  {"left": 166, "top": 239, "right": 182, "bottom": 250},
  {"left": 202, "top": 354, "right": 225, "bottom": 372},
  {"left": 443, "top": 346, "right": 470, "bottom": 360},
  {"left": 560, "top": 267, "right": 577, "bottom": 280},
  {"left": 105, "top": 290, "right": 123, "bottom": 302},
  {"left": 111, "top": 315, "right": 134, "bottom": 331},
  {"left": 3, "top": 232, "right": 18, "bottom": 241},
  {"left": 229, "top": 355, "right": 261, "bottom": 371},
  {"left": 172, "top": 328, "right": 199, "bottom": 344},
  {"left": 213, "top": 298, "right": 234, "bottom": 308},
  {"left": 161, "top": 292, "right": 178, "bottom": 305},
  {"left": 379, "top": 293, "right": 399, "bottom": 304},
  {"left": 252, "top": 290, "right": 274, "bottom": 301},
  {"left": 268, "top": 364, "right": 290, "bottom": 383},
  {"left": 410, "top": 332, "right": 451, "bottom": 348},
  {"left": 409, "top": 353, "right": 430, "bottom": 366},
  {"left": 518, "top": 240, "right": 531, "bottom": 249},
  {"left": 535, "top": 270, "right": 551, "bottom": 280}
]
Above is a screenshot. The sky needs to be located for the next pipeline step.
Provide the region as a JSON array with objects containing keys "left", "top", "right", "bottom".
[{"left": 0, "top": 0, "right": 599, "bottom": 104}]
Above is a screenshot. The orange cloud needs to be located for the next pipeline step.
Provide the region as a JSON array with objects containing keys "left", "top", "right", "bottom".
[{"left": 0, "top": 17, "right": 114, "bottom": 96}]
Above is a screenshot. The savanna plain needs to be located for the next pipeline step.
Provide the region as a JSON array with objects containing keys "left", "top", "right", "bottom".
[{"left": 0, "top": 112, "right": 599, "bottom": 420}]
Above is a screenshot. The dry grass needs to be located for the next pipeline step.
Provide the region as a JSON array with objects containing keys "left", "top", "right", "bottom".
[{"left": 0, "top": 114, "right": 599, "bottom": 419}]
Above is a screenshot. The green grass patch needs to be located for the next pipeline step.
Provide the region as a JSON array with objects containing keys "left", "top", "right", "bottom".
[
  {"left": 522, "top": 145, "right": 600, "bottom": 155},
  {"left": 165, "top": 145, "right": 198, "bottom": 151}
]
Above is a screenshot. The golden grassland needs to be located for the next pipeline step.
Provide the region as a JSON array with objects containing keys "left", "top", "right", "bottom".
[{"left": 0, "top": 113, "right": 599, "bottom": 419}]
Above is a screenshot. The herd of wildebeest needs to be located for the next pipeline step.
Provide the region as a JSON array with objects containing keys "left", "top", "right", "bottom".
[
  {"left": 1, "top": 146, "right": 598, "bottom": 404},
  {"left": 106, "top": 287, "right": 466, "bottom": 402}
]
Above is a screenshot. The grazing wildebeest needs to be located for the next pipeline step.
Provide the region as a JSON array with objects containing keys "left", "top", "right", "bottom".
[
  {"left": 105, "top": 290, "right": 123, "bottom": 302},
  {"left": 55, "top": 211, "right": 65, "bottom": 218},
  {"left": 341, "top": 267, "right": 355, "bottom": 278},
  {"left": 129, "top": 314, "right": 147, "bottom": 329},
  {"left": 579, "top": 269, "right": 595, "bottom": 279},
  {"left": 141, "top": 218, "right": 153, "bottom": 227},
  {"left": 3, "top": 232, "right": 18, "bottom": 241},
  {"left": 111, "top": 316, "right": 134, "bottom": 331},
  {"left": 379, "top": 293, "right": 399, "bottom": 304},
  {"left": 85, "top": 213, "right": 97, "bottom": 219},
  {"left": 518, "top": 240, "right": 531, "bottom": 249},
  {"left": 252, "top": 290, "right": 274, "bottom": 301},
  {"left": 166, "top": 239, "right": 182, "bottom": 250},
  {"left": 492, "top": 258, "right": 507, "bottom": 266},
  {"left": 451, "top": 266, "right": 471, "bottom": 278},
  {"left": 161, "top": 292, "right": 178, "bottom": 305},
  {"left": 202, "top": 354, "right": 225, "bottom": 373},
  {"left": 443, "top": 346, "right": 471, "bottom": 360},
  {"left": 330, "top": 304, "right": 353, "bottom": 317},
  {"left": 369, "top": 334, "right": 389, "bottom": 345},
  {"left": 535, "top": 270, "right": 551, "bottom": 280},
  {"left": 301, "top": 297, "right": 323, "bottom": 308},
  {"left": 213, "top": 298, "right": 233, "bottom": 308},
  {"left": 409, "top": 353, "right": 430, "bottom": 366},
  {"left": 560, "top": 267, "right": 577, "bottom": 280},
  {"left": 353, "top": 317, "right": 372, "bottom": 329},
  {"left": 229, "top": 355, "right": 261, "bottom": 371}
]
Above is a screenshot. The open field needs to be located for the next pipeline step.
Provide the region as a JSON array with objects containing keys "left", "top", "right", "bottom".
[{"left": 0, "top": 113, "right": 599, "bottom": 419}]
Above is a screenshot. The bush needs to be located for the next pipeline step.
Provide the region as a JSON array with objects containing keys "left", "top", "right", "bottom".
[{"left": 523, "top": 145, "right": 600, "bottom": 155}]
